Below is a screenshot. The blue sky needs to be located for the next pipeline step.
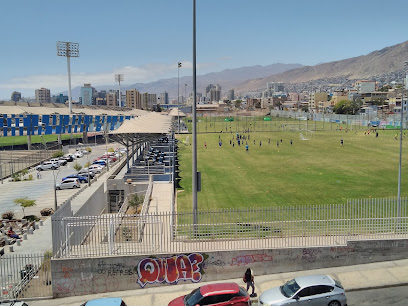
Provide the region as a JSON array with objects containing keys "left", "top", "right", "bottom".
[{"left": 1, "top": 0, "right": 408, "bottom": 99}]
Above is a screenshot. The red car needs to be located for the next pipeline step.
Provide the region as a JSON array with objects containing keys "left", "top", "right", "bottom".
[{"left": 168, "top": 282, "right": 251, "bottom": 306}]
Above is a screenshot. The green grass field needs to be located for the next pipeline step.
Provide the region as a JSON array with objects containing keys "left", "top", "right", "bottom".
[
  {"left": 0, "top": 134, "right": 82, "bottom": 147},
  {"left": 176, "top": 127, "right": 408, "bottom": 211}
]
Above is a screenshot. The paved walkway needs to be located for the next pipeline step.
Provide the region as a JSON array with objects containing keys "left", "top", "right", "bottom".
[
  {"left": 150, "top": 182, "right": 173, "bottom": 213},
  {"left": 27, "top": 258, "right": 408, "bottom": 305}
]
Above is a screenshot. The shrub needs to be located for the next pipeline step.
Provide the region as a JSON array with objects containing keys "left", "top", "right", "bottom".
[
  {"left": 108, "top": 147, "right": 115, "bottom": 152},
  {"left": 2, "top": 211, "right": 15, "bottom": 220},
  {"left": 11, "top": 173, "right": 21, "bottom": 182},
  {"left": 52, "top": 150, "right": 64, "bottom": 158},
  {"left": 84, "top": 162, "right": 92, "bottom": 168},
  {"left": 86, "top": 147, "right": 92, "bottom": 153},
  {"left": 14, "top": 197, "right": 36, "bottom": 217},
  {"left": 24, "top": 215, "right": 40, "bottom": 222},
  {"left": 27, "top": 174, "right": 33, "bottom": 181},
  {"left": 128, "top": 193, "right": 143, "bottom": 210},
  {"left": 73, "top": 162, "right": 82, "bottom": 172}
]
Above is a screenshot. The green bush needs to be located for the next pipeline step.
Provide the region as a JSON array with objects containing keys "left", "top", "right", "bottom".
[
  {"left": 24, "top": 215, "right": 40, "bottom": 222},
  {"left": 86, "top": 147, "right": 92, "bottom": 153},
  {"left": 2, "top": 211, "right": 15, "bottom": 220},
  {"left": 27, "top": 174, "right": 33, "bottom": 180},
  {"left": 84, "top": 162, "right": 92, "bottom": 168},
  {"left": 108, "top": 147, "right": 115, "bottom": 153},
  {"left": 52, "top": 150, "right": 64, "bottom": 158}
]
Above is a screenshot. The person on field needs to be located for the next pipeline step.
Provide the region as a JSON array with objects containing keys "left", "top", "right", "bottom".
[
  {"left": 246, "top": 144, "right": 249, "bottom": 153},
  {"left": 243, "top": 268, "right": 256, "bottom": 297},
  {"left": 341, "top": 138, "right": 344, "bottom": 146}
]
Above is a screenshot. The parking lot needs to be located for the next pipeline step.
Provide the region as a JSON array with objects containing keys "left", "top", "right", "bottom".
[{"left": 0, "top": 144, "right": 122, "bottom": 219}]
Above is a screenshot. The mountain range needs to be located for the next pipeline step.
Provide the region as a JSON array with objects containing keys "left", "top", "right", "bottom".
[
  {"left": 235, "top": 40, "right": 408, "bottom": 93},
  {"left": 66, "top": 40, "right": 408, "bottom": 100}
]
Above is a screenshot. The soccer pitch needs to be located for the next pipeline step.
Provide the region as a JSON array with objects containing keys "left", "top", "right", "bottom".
[{"left": 176, "top": 128, "right": 408, "bottom": 211}]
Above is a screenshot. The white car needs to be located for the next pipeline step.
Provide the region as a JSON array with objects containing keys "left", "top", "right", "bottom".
[
  {"left": 74, "top": 151, "right": 83, "bottom": 158},
  {"left": 88, "top": 165, "right": 104, "bottom": 173},
  {"left": 50, "top": 158, "right": 67, "bottom": 166},
  {"left": 36, "top": 161, "right": 60, "bottom": 171},
  {"left": 56, "top": 178, "right": 80, "bottom": 190},
  {"left": 78, "top": 169, "right": 95, "bottom": 178}
]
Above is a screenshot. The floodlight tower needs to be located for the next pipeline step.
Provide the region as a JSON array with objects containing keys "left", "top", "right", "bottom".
[
  {"left": 57, "top": 41, "right": 79, "bottom": 114},
  {"left": 115, "top": 74, "right": 124, "bottom": 107}
]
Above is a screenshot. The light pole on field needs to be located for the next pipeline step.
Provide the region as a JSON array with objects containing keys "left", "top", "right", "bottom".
[
  {"left": 192, "top": 0, "right": 198, "bottom": 228},
  {"left": 397, "top": 60, "right": 408, "bottom": 224},
  {"left": 115, "top": 74, "right": 124, "bottom": 107},
  {"left": 57, "top": 41, "right": 79, "bottom": 114},
  {"left": 178, "top": 62, "right": 182, "bottom": 134}
]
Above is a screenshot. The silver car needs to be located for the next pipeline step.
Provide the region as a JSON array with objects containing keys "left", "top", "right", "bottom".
[
  {"left": 259, "top": 274, "right": 347, "bottom": 306},
  {"left": 55, "top": 178, "right": 80, "bottom": 190}
]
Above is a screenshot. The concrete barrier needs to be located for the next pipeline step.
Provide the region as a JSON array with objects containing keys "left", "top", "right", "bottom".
[{"left": 51, "top": 238, "right": 408, "bottom": 298}]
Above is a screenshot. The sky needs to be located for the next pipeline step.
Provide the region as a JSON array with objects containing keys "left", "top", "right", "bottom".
[{"left": 1, "top": 0, "right": 408, "bottom": 100}]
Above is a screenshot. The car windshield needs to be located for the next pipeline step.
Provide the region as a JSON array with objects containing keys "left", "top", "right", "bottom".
[
  {"left": 184, "top": 287, "right": 203, "bottom": 306},
  {"left": 280, "top": 279, "right": 300, "bottom": 298}
]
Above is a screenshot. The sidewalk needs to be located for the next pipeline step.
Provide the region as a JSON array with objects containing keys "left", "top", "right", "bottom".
[{"left": 28, "top": 258, "right": 408, "bottom": 306}]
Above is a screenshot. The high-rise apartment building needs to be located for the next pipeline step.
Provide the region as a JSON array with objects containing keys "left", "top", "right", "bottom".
[
  {"left": 106, "top": 92, "right": 117, "bottom": 107},
  {"left": 52, "top": 93, "right": 68, "bottom": 104},
  {"left": 11, "top": 91, "right": 21, "bottom": 102},
  {"left": 80, "top": 83, "right": 94, "bottom": 105},
  {"left": 354, "top": 80, "right": 376, "bottom": 93},
  {"left": 160, "top": 91, "right": 169, "bottom": 104},
  {"left": 126, "top": 89, "right": 142, "bottom": 109},
  {"left": 227, "top": 89, "right": 235, "bottom": 101},
  {"left": 141, "top": 93, "right": 157, "bottom": 110},
  {"left": 35, "top": 88, "right": 51, "bottom": 103},
  {"left": 206, "top": 84, "right": 221, "bottom": 102}
]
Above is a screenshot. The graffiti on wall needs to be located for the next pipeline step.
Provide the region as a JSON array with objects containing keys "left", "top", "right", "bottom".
[
  {"left": 137, "top": 253, "right": 204, "bottom": 288},
  {"left": 231, "top": 253, "right": 272, "bottom": 266}
]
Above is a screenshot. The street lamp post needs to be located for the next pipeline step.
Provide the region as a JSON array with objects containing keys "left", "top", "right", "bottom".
[
  {"left": 57, "top": 41, "right": 79, "bottom": 114},
  {"left": 115, "top": 74, "right": 124, "bottom": 107},
  {"left": 52, "top": 168, "right": 59, "bottom": 211},
  {"left": 178, "top": 62, "right": 182, "bottom": 134},
  {"left": 397, "top": 61, "right": 408, "bottom": 224},
  {"left": 192, "top": 0, "right": 198, "bottom": 227}
]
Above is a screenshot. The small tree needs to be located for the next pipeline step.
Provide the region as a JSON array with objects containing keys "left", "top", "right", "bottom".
[
  {"left": 108, "top": 147, "right": 115, "bottom": 153},
  {"left": 128, "top": 193, "right": 143, "bottom": 212},
  {"left": 86, "top": 147, "right": 92, "bottom": 153},
  {"left": 14, "top": 197, "right": 36, "bottom": 217},
  {"left": 52, "top": 150, "right": 64, "bottom": 158},
  {"left": 73, "top": 162, "right": 82, "bottom": 172},
  {"left": 84, "top": 162, "right": 92, "bottom": 168}
]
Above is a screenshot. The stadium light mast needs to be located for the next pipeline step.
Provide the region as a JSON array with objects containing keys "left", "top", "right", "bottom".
[
  {"left": 397, "top": 60, "right": 408, "bottom": 224},
  {"left": 192, "top": 0, "right": 198, "bottom": 228},
  {"left": 178, "top": 62, "right": 182, "bottom": 133},
  {"left": 115, "top": 74, "right": 124, "bottom": 107},
  {"left": 57, "top": 41, "right": 79, "bottom": 114}
]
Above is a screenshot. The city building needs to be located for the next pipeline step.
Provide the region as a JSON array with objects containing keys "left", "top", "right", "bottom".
[
  {"left": 126, "top": 89, "right": 142, "bottom": 109},
  {"left": 106, "top": 92, "right": 117, "bottom": 107},
  {"left": 95, "top": 97, "right": 105, "bottom": 106},
  {"left": 227, "top": 89, "right": 235, "bottom": 101},
  {"left": 141, "top": 93, "right": 157, "bottom": 110},
  {"left": 160, "top": 92, "right": 169, "bottom": 105},
  {"left": 354, "top": 80, "right": 376, "bottom": 93},
  {"left": 52, "top": 93, "right": 69, "bottom": 104},
  {"left": 309, "top": 92, "right": 328, "bottom": 111},
  {"left": 80, "top": 83, "right": 94, "bottom": 106},
  {"left": 35, "top": 88, "right": 51, "bottom": 103},
  {"left": 206, "top": 84, "right": 221, "bottom": 102},
  {"left": 268, "top": 82, "right": 284, "bottom": 92},
  {"left": 11, "top": 91, "right": 21, "bottom": 102}
]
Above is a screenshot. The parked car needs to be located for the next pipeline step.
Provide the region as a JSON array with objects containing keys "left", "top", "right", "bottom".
[
  {"left": 0, "top": 301, "right": 29, "bottom": 306},
  {"left": 50, "top": 158, "right": 67, "bottom": 166},
  {"left": 78, "top": 169, "right": 95, "bottom": 178},
  {"left": 88, "top": 165, "right": 104, "bottom": 173},
  {"left": 80, "top": 297, "right": 127, "bottom": 306},
  {"left": 63, "top": 154, "right": 76, "bottom": 161},
  {"left": 36, "top": 161, "right": 60, "bottom": 171},
  {"left": 55, "top": 178, "right": 80, "bottom": 190},
  {"left": 62, "top": 174, "right": 88, "bottom": 183},
  {"left": 74, "top": 151, "right": 84, "bottom": 158},
  {"left": 93, "top": 160, "right": 107, "bottom": 167},
  {"left": 61, "top": 155, "right": 74, "bottom": 162},
  {"left": 259, "top": 275, "right": 347, "bottom": 306},
  {"left": 168, "top": 282, "right": 251, "bottom": 306}
]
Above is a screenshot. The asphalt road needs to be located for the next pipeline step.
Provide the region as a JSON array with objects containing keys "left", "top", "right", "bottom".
[{"left": 346, "top": 286, "right": 408, "bottom": 306}]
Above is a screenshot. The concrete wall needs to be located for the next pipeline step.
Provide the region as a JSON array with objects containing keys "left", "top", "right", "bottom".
[{"left": 51, "top": 238, "right": 408, "bottom": 298}]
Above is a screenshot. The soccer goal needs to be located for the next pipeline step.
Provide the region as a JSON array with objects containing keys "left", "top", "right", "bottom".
[
  {"left": 184, "top": 136, "right": 190, "bottom": 145},
  {"left": 282, "top": 123, "right": 308, "bottom": 132},
  {"left": 299, "top": 130, "right": 314, "bottom": 140}
]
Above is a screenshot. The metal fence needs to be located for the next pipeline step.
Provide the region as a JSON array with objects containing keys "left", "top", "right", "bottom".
[
  {"left": 0, "top": 252, "right": 52, "bottom": 300},
  {"left": 0, "top": 145, "right": 60, "bottom": 180},
  {"left": 51, "top": 197, "right": 408, "bottom": 258}
]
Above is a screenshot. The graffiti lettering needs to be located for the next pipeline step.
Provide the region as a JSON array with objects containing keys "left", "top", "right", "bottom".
[
  {"left": 231, "top": 253, "right": 272, "bottom": 266},
  {"left": 137, "top": 253, "right": 204, "bottom": 288},
  {"left": 62, "top": 266, "right": 73, "bottom": 279},
  {"left": 97, "top": 261, "right": 133, "bottom": 276}
]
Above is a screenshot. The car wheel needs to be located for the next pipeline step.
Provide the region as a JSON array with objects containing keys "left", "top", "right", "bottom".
[
  {"left": 56, "top": 187, "right": 60, "bottom": 190},
  {"left": 328, "top": 301, "right": 341, "bottom": 306},
  {"left": 51, "top": 166, "right": 56, "bottom": 170}
]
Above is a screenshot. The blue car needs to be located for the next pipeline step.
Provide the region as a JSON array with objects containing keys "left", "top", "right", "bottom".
[
  {"left": 81, "top": 297, "right": 127, "bottom": 306},
  {"left": 62, "top": 174, "right": 88, "bottom": 183},
  {"left": 93, "top": 160, "right": 107, "bottom": 166}
]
